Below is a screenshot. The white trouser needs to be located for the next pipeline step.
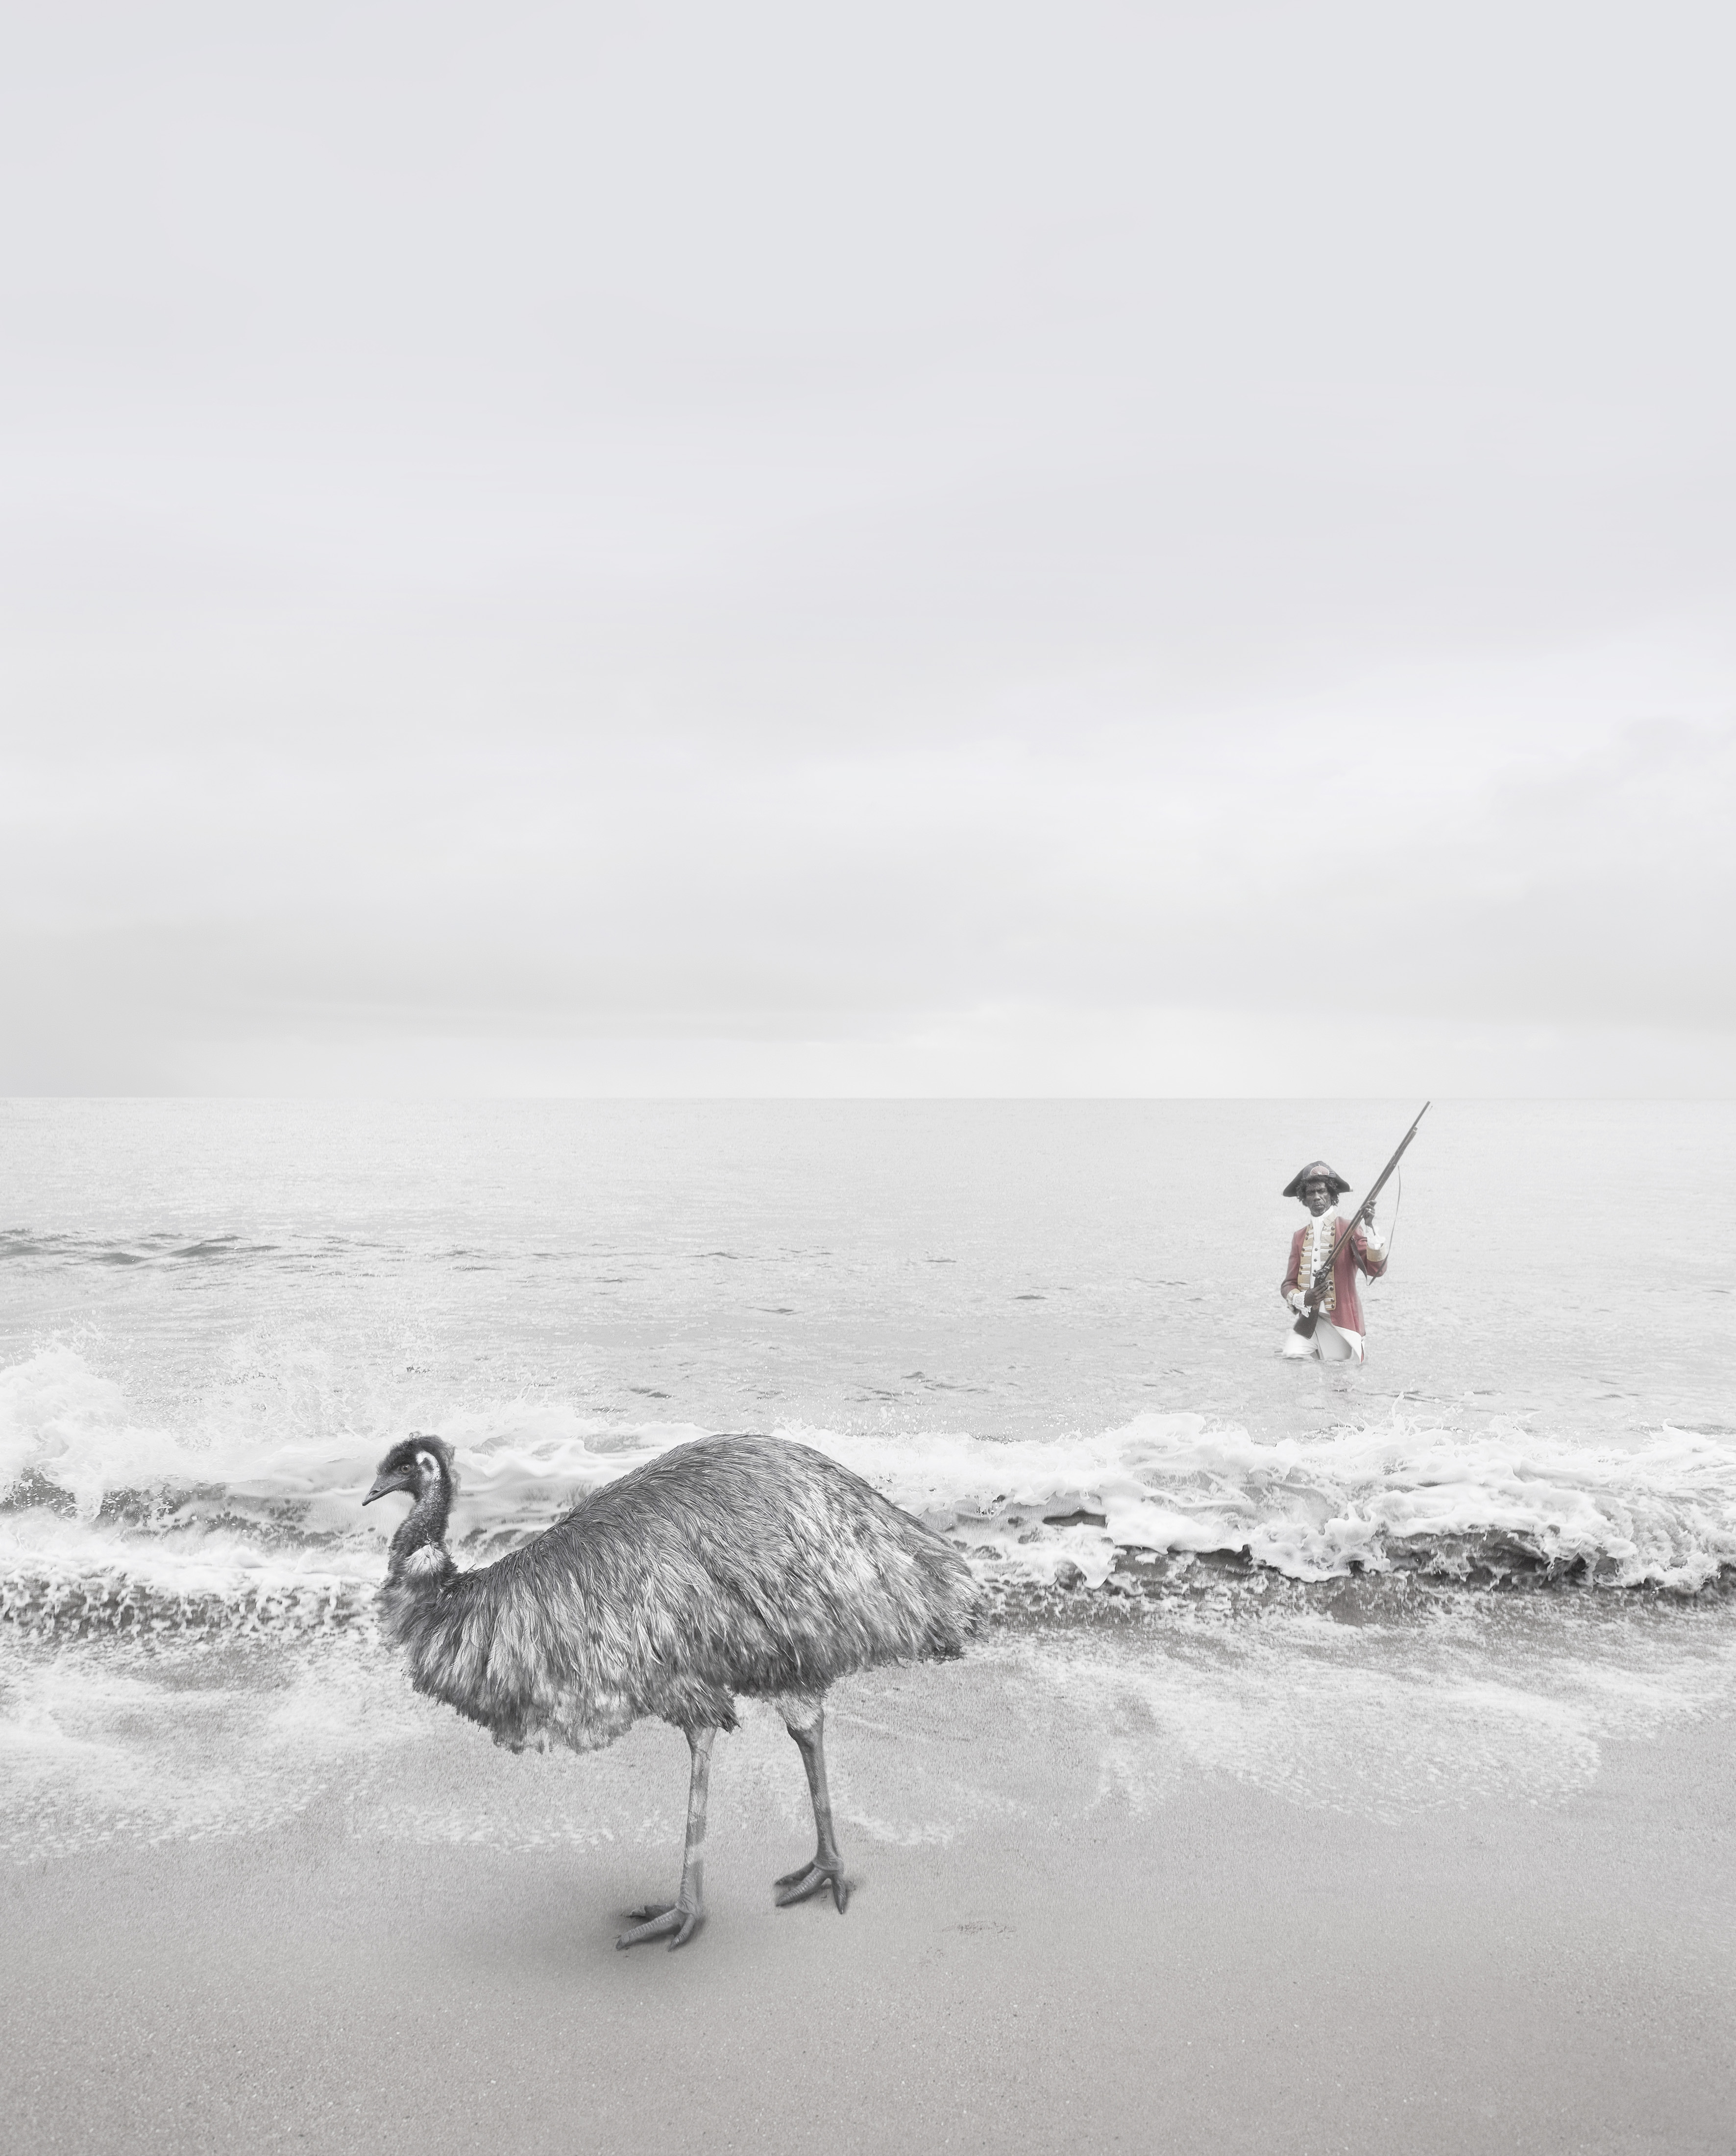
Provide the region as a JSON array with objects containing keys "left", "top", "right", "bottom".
[{"left": 1282, "top": 1314, "right": 1365, "bottom": 1363}]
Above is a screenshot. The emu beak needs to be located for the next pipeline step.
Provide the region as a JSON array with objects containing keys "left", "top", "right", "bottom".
[{"left": 362, "top": 1475, "right": 396, "bottom": 1506}]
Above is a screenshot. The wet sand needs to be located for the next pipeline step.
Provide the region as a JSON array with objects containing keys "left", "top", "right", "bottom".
[{"left": 3, "top": 1632, "right": 1733, "bottom": 2156}]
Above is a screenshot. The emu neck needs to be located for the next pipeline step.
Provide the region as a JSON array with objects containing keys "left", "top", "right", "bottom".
[{"left": 388, "top": 1478, "right": 452, "bottom": 1580}]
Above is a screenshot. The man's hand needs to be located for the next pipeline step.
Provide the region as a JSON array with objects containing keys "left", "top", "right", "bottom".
[{"left": 1304, "top": 1286, "right": 1326, "bottom": 1311}]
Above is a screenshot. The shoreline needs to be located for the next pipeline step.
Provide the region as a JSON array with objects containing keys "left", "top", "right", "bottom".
[
  {"left": 6, "top": 1558, "right": 1734, "bottom": 1649},
  {"left": 5, "top": 1616, "right": 1734, "bottom": 2154}
]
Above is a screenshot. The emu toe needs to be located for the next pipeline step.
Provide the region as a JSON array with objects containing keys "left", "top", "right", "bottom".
[
  {"left": 774, "top": 1861, "right": 850, "bottom": 1914},
  {"left": 616, "top": 1902, "right": 703, "bottom": 1951}
]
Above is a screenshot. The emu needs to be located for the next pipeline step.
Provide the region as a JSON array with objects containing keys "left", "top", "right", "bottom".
[{"left": 364, "top": 1431, "right": 977, "bottom": 1949}]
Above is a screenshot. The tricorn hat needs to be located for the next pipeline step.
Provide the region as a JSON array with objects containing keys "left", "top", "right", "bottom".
[{"left": 1282, "top": 1160, "right": 1351, "bottom": 1200}]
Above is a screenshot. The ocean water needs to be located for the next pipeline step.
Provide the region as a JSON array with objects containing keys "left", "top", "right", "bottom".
[{"left": 3, "top": 1097, "right": 1733, "bottom": 1854}]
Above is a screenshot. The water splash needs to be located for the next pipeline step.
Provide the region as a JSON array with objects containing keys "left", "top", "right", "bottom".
[{"left": 3, "top": 1349, "right": 1732, "bottom": 1641}]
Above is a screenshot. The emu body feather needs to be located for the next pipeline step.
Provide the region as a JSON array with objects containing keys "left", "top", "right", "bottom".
[{"left": 377, "top": 1435, "right": 974, "bottom": 1753}]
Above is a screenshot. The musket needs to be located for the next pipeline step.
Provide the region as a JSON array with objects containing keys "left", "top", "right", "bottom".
[{"left": 1292, "top": 1101, "right": 1430, "bottom": 1339}]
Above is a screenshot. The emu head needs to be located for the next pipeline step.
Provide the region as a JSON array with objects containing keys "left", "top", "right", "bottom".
[{"left": 364, "top": 1433, "right": 458, "bottom": 1511}]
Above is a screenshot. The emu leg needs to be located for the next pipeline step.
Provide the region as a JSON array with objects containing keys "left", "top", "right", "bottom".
[
  {"left": 617, "top": 1725, "right": 715, "bottom": 1951},
  {"left": 775, "top": 1703, "right": 849, "bottom": 1914}
]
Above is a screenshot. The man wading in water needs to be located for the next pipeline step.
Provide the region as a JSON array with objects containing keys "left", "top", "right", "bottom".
[{"left": 1279, "top": 1161, "right": 1388, "bottom": 1364}]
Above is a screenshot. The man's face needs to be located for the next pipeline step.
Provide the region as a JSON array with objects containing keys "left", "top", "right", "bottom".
[{"left": 1302, "top": 1180, "right": 1334, "bottom": 1216}]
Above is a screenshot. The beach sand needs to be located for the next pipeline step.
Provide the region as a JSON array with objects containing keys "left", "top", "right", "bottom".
[{"left": 3, "top": 1622, "right": 1733, "bottom": 2156}]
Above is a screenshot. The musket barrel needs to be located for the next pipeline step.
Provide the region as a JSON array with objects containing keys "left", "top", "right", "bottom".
[{"left": 1313, "top": 1100, "right": 1429, "bottom": 1286}]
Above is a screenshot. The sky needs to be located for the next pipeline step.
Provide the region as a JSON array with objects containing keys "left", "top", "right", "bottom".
[{"left": 2, "top": 0, "right": 1732, "bottom": 1095}]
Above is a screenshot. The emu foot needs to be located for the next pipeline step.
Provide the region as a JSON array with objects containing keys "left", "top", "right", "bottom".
[
  {"left": 774, "top": 1859, "right": 849, "bottom": 1913},
  {"left": 616, "top": 1902, "right": 702, "bottom": 1951}
]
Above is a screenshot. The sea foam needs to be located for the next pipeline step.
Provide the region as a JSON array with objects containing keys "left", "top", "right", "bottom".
[{"left": 2, "top": 1347, "right": 1733, "bottom": 1639}]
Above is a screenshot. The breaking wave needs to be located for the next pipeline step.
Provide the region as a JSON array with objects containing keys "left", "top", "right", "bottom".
[{"left": 2, "top": 1347, "right": 1733, "bottom": 1640}]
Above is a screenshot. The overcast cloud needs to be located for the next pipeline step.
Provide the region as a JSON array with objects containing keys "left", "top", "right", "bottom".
[{"left": 3, "top": 0, "right": 1732, "bottom": 1094}]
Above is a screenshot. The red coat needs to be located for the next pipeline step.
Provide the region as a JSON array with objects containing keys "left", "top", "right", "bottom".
[{"left": 1282, "top": 1216, "right": 1387, "bottom": 1335}]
